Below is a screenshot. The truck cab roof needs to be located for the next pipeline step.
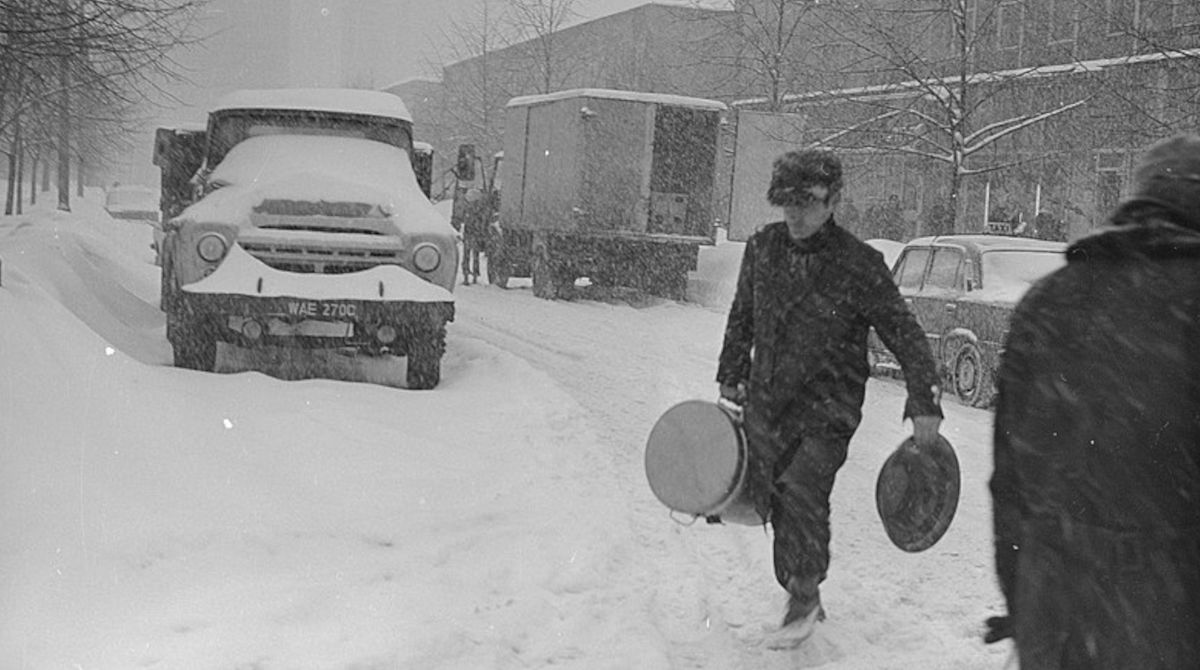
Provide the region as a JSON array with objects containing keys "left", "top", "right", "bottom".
[{"left": 213, "top": 88, "right": 413, "bottom": 122}]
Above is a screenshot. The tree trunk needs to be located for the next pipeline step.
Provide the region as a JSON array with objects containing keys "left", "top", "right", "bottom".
[
  {"left": 29, "top": 154, "right": 37, "bottom": 206},
  {"left": 5, "top": 116, "right": 18, "bottom": 215},
  {"left": 15, "top": 121, "right": 23, "bottom": 215},
  {"left": 57, "top": 54, "right": 71, "bottom": 212},
  {"left": 5, "top": 144, "right": 15, "bottom": 216}
]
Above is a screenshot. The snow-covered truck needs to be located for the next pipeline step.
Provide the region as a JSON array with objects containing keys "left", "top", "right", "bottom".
[
  {"left": 487, "top": 89, "right": 726, "bottom": 299},
  {"left": 154, "top": 88, "right": 458, "bottom": 389}
]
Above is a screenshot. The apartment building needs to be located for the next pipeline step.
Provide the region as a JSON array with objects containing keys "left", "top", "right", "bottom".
[{"left": 731, "top": 0, "right": 1200, "bottom": 238}]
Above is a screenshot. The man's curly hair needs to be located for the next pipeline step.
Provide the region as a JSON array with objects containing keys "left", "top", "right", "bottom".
[{"left": 767, "top": 149, "right": 844, "bottom": 207}]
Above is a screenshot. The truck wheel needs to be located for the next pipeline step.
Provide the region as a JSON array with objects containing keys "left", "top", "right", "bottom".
[
  {"left": 531, "top": 253, "right": 558, "bottom": 299},
  {"left": 487, "top": 256, "right": 510, "bottom": 288},
  {"left": 172, "top": 335, "right": 216, "bottom": 371},
  {"left": 660, "top": 268, "right": 688, "bottom": 301},
  {"left": 951, "top": 341, "right": 994, "bottom": 408},
  {"left": 167, "top": 311, "right": 216, "bottom": 371},
  {"left": 406, "top": 328, "right": 446, "bottom": 390}
]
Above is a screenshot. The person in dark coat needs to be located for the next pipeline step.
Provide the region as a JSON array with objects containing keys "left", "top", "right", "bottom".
[
  {"left": 458, "top": 187, "right": 488, "bottom": 284},
  {"left": 716, "top": 149, "right": 944, "bottom": 646},
  {"left": 988, "top": 133, "right": 1200, "bottom": 669}
]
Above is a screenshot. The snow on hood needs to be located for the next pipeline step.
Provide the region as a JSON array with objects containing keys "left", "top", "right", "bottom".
[
  {"left": 177, "top": 134, "right": 454, "bottom": 237},
  {"left": 184, "top": 243, "right": 454, "bottom": 302}
]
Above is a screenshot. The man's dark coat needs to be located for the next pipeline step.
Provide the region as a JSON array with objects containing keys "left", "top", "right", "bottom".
[
  {"left": 717, "top": 220, "right": 941, "bottom": 462},
  {"left": 991, "top": 208, "right": 1200, "bottom": 669}
]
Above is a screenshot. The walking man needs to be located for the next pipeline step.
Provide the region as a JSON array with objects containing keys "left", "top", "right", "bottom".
[
  {"left": 716, "top": 149, "right": 944, "bottom": 646},
  {"left": 988, "top": 133, "right": 1200, "bottom": 669}
]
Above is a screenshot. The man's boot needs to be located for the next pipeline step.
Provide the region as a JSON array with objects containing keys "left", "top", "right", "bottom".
[{"left": 764, "top": 577, "right": 825, "bottom": 649}]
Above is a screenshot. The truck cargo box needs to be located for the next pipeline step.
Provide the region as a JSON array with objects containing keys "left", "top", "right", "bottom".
[{"left": 499, "top": 89, "right": 725, "bottom": 245}]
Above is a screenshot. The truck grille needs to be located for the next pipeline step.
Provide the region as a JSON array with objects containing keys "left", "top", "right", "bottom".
[
  {"left": 238, "top": 241, "right": 403, "bottom": 274},
  {"left": 240, "top": 212, "right": 405, "bottom": 274}
]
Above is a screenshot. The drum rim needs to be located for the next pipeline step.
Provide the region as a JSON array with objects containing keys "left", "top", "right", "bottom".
[
  {"left": 645, "top": 400, "right": 748, "bottom": 516},
  {"left": 875, "top": 435, "right": 961, "bottom": 552}
]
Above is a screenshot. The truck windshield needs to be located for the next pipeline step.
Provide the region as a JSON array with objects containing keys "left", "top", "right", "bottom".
[{"left": 208, "top": 109, "right": 413, "bottom": 166}]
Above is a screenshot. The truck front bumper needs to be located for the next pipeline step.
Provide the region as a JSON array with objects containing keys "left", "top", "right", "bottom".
[{"left": 173, "top": 291, "right": 454, "bottom": 355}]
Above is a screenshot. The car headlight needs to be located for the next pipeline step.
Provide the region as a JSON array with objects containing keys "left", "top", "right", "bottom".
[
  {"left": 196, "top": 232, "right": 229, "bottom": 263},
  {"left": 412, "top": 243, "right": 441, "bottom": 272}
]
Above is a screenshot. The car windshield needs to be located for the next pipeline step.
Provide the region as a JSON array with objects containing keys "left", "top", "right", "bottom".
[{"left": 980, "top": 249, "right": 1066, "bottom": 291}]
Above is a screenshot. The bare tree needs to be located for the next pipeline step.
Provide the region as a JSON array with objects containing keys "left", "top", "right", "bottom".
[
  {"left": 426, "top": 0, "right": 514, "bottom": 164},
  {"left": 685, "top": 0, "right": 826, "bottom": 110},
  {"left": 504, "top": 0, "right": 583, "bottom": 94},
  {"left": 1, "top": 0, "right": 206, "bottom": 212},
  {"left": 764, "top": 0, "right": 1092, "bottom": 233}
]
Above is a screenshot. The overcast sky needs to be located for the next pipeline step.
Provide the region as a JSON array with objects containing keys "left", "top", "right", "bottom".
[{"left": 119, "top": 1, "right": 696, "bottom": 183}]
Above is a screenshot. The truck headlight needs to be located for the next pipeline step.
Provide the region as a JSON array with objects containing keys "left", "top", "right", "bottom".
[
  {"left": 197, "top": 232, "right": 229, "bottom": 263},
  {"left": 412, "top": 243, "right": 441, "bottom": 272}
]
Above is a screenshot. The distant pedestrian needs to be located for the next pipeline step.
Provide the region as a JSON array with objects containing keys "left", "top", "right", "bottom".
[
  {"left": 460, "top": 187, "right": 488, "bottom": 284},
  {"left": 717, "top": 149, "right": 944, "bottom": 648},
  {"left": 988, "top": 133, "right": 1200, "bottom": 669}
]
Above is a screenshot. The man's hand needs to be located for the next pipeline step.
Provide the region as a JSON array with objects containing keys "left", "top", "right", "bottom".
[
  {"left": 718, "top": 382, "right": 745, "bottom": 405},
  {"left": 911, "top": 414, "right": 942, "bottom": 448},
  {"left": 983, "top": 615, "right": 1013, "bottom": 643}
]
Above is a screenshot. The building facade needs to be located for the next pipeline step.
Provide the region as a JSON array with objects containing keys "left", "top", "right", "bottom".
[{"left": 732, "top": 0, "right": 1200, "bottom": 240}]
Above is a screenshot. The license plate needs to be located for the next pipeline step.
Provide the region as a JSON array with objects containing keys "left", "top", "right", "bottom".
[
  {"left": 266, "top": 318, "right": 353, "bottom": 337},
  {"left": 282, "top": 300, "right": 359, "bottom": 320}
]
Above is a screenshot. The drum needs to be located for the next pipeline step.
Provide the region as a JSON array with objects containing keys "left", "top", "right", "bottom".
[
  {"left": 875, "top": 434, "right": 961, "bottom": 552},
  {"left": 644, "top": 400, "right": 765, "bottom": 526}
]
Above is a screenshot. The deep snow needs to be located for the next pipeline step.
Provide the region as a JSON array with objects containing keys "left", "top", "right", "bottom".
[{"left": 0, "top": 190, "right": 1015, "bottom": 669}]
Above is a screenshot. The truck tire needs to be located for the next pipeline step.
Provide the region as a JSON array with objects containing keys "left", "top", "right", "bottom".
[
  {"left": 172, "top": 334, "right": 217, "bottom": 371},
  {"left": 659, "top": 267, "right": 688, "bottom": 301},
  {"left": 487, "top": 255, "right": 511, "bottom": 288},
  {"left": 167, "top": 311, "right": 216, "bottom": 371},
  {"left": 530, "top": 235, "right": 564, "bottom": 299},
  {"left": 406, "top": 327, "right": 446, "bottom": 390}
]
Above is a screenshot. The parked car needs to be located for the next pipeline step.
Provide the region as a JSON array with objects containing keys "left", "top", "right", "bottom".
[
  {"left": 872, "top": 234, "right": 1067, "bottom": 407},
  {"left": 104, "top": 185, "right": 160, "bottom": 222}
]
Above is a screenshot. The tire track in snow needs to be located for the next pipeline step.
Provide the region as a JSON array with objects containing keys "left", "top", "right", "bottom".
[{"left": 453, "top": 287, "right": 795, "bottom": 669}]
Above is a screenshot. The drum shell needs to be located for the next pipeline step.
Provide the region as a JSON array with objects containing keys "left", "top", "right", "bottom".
[
  {"left": 875, "top": 434, "right": 961, "bottom": 552},
  {"left": 644, "top": 400, "right": 765, "bottom": 526}
]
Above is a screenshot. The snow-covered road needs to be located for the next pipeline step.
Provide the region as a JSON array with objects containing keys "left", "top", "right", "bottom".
[
  {"left": 0, "top": 195, "right": 1014, "bottom": 669},
  {"left": 450, "top": 279, "right": 1010, "bottom": 669}
]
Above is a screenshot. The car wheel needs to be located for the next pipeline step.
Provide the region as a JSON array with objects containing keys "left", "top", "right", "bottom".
[{"left": 952, "top": 341, "right": 995, "bottom": 408}]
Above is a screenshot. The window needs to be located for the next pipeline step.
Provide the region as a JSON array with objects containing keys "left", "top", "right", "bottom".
[
  {"left": 925, "top": 248, "right": 964, "bottom": 293},
  {"left": 895, "top": 248, "right": 932, "bottom": 291},
  {"left": 1140, "top": 0, "right": 1171, "bottom": 32},
  {"left": 1098, "top": 172, "right": 1124, "bottom": 221},
  {"left": 1107, "top": 0, "right": 1136, "bottom": 34},
  {"left": 1177, "top": 0, "right": 1200, "bottom": 26},
  {"left": 1048, "top": 0, "right": 1076, "bottom": 42},
  {"left": 998, "top": 1, "right": 1022, "bottom": 49}
]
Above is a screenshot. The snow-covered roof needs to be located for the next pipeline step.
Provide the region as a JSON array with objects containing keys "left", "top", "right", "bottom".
[
  {"left": 507, "top": 88, "right": 727, "bottom": 111},
  {"left": 732, "top": 47, "right": 1200, "bottom": 108},
  {"left": 907, "top": 234, "right": 1066, "bottom": 253},
  {"left": 213, "top": 89, "right": 413, "bottom": 122}
]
